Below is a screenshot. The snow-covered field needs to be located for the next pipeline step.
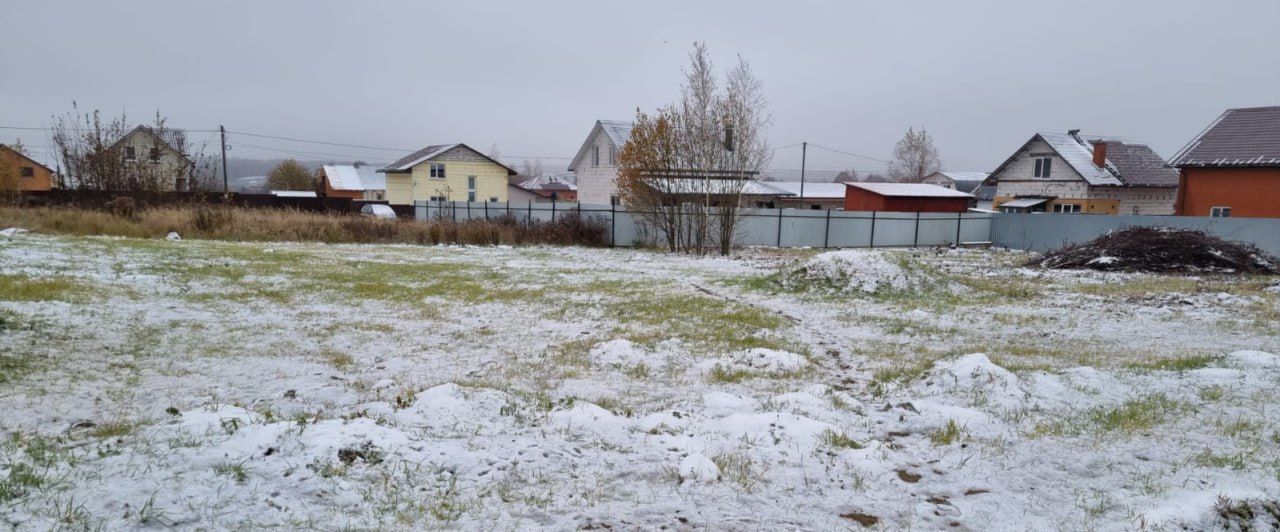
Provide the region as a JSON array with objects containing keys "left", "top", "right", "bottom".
[{"left": 1, "top": 233, "right": 1278, "bottom": 530}]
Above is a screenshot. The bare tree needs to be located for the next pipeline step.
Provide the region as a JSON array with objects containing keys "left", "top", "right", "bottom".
[
  {"left": 887, "top": 127, "right": 941, "bottom": 183},
  {"left": 517, "top": 159, "right": 543, "bottom": 180},
  {"left": 49, "top": 104, "right": 207, "bottom": 192},
  {"left": 616, "top": 43, "right": 772, "bottom": 255},
  {"left": 834, "top": 168, "right": 859, "bottom": 183}
]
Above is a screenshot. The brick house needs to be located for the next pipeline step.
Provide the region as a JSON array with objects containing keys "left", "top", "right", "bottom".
[
  {"left": 988, "top": 131, "right": 1178, "bottom": 214},
  {"left": 1171, "top": 106, "right": 1280, "bottom": 218}
]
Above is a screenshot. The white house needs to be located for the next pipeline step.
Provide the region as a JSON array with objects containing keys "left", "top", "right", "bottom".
[
  {"left": 110, "top": 125, "right": 195, "bottom": 191},
  {"left": 988, "top": 130, "right": 1178, "bottom": 215},
  {"left": 567, "top": 120, "right": 632, "bottom": 205}
]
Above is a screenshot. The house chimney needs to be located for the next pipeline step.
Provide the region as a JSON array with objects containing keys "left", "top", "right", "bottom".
[{"left": 1091, "top": 141, "right": 1107, "bottom": 168}]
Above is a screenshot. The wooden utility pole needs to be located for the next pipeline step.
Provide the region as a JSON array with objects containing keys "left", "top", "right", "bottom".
[{"left": 219, "top": 125, "right": 229, "bottom": 194}]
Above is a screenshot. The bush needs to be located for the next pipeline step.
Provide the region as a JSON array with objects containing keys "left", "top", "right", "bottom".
[{"left": 1029, "top": 227, "right": 1279, "bottom": 275}]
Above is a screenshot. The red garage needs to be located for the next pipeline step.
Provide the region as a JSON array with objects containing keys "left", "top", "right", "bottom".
[{"left": 843, "top": 182, "right": 973, "bottom": 212}]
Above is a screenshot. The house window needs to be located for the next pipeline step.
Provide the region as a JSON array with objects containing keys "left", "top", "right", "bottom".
[
  {"left": 592, "top": 145, "right": 600, "bottom": 167},
  {"left": 149, "top": 147, "right": 161, "bottom": 162},
  {"left": 429, "top": 163, "right": 446, "bottom": 178},
  {"left": 489, "top": 196, "right": 498, "bottom": 203},
  {"left": 610, "top": 195, "right": 620, "bottom": 206},
  {"left": 429, "top": 195, "right": 446, "bottom": 202},
  {"left": 124, "top": 146, "right": 137, "bottom": 161},
  {"left": 608, "top": 145, "right": 617, "bottom": 166},
  {"left": 1052, "top": 203, "right": 1081, "bottom": 213},
  {"left": 1033, "top": 156, "right": 1052, "bottom": 178},
  {"left": 467, "top": 176, "right": 476, "bottom": 202},
  {"left": 20, "top": 167, "right": 34, "bottom": 178},
  {"left": 1210, "top": 206, "right": 1231, "bottom": 218}
]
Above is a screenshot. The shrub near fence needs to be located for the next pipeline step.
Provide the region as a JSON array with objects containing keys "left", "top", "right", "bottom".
[
  {"left": 416, "top": 200, "right": 995, "bottom": 249},
  {"left": 21, "top": 190, "right": 386, "bottom": 215}
]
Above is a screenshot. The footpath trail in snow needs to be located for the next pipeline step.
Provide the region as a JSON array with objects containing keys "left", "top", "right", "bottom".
[{"left": 0, "top": 234, "right": 1278, "bottom": 530}]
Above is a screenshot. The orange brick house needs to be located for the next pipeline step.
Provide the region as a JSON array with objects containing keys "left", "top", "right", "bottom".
[
  {"left": 0, "top": 144, "right": 56, "bottom": 191},
  {"left": 1171, "top": 106, "right": 1280, "bottom": 218}
]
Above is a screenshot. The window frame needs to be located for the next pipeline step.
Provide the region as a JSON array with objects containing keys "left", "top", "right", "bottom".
[
  {"left": 428, "top": 163, "right": 446, "bottom": 179},
  {"left": 1210, "top": 206, "right": 1231, "bottom": 218},
  {"left": 591, "top": 145, "right": 600, "bottom": 167},
  {"left": 148, "top": 146, "right": 161, "bottom": 163},
  {"left": 1052, "top": 203, "right": 1081, "bottom": 214},
  {"left": 608, "top": 145, "right": 617, "bottom": 166},
  {"left": 1033, "top": 156, "right": 1052, "bottom": 178},
  {"left": 19, "top": 167, "right": 35, "bottom": 179},
  {"left": 466, "top": 176, "right": 477, "bottom": 202},
  {"left": 124, "top": 146, "right": 137, "bottom": 162}
]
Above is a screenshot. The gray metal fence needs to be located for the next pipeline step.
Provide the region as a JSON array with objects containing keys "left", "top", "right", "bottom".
[
  {"left": 991, "top": 213, "right": 1280, "bottom": 257},
  {"left": 415, "top": 200, "right": 994, "bottom": 249}
]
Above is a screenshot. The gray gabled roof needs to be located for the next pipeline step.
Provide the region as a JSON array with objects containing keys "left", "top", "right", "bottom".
[
  {"left": 380, "top": 143, "right": 516, "bottom": 175},
  {"left": 567, "top": 120, "right": 633, "bottom": 171},
  {"left": 988, "top": 131, "right": 1176, "bottom": 188},
  {"left": 1170, "top": 106, "right": 1280, "bottom": 167}
]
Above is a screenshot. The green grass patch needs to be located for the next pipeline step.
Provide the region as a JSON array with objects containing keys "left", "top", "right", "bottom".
[
  {"left": 1125, "top": 355, "right": 1217, "bottom": 372},
  {"left": 0, "top": 274, "right": 90, "bottom": 302},
  {"left": 818, "top": 429, "right": 864, "bottom": 450},
  {"left": 1032, "top": 394, "right": 1186, "bottom": 438},
  {"left": 929, "top": 419, "right": 966, "bottom": 446}
]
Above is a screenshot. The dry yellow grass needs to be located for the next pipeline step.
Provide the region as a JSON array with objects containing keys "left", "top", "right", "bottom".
[{"left": 0, "top": 205, "right": 607, "bottom": 246}]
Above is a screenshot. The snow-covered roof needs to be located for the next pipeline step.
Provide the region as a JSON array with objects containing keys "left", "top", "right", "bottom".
[
  {"left": 1001, "top": 197, "right": 1050, "bottom": 208},
  {"left": 647, "top": 179, "right": 792, "bottom": 196},
  {"left": 567, "top": 120, "right": 634, "bottom": 171},
  {"left": 1036, "top": 132, "right": 1125, "bottom": 186},
  {"left": 765, "top": 182, "right": 847, "bottom": 199},
  {"left": 514, "top": 173, "right": 577, "bottom": 192},
  {"left": 272, "top": 190, "right": 317, "bottom": 198},
  {"left": 989, "top": 131, "right": 1176, "bottom": 188},
  {"left": 845, "top": 182, "right": 973, "bottom": 198},
  {"left": 934, "top": 171, "right": 990, "bottom": 193},
  {"left": 1170, "top": 106, "right": 1280, "bottom": 167},
  {"left": 322, "top": 164, "right": 386, "bottom": 191}
]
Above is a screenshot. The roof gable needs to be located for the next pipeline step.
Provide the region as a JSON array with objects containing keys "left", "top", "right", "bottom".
[
  {"left": 112, "top": 126, "right": 192, "bottom": 164},
  {"left": 568, "top": 120, "right": 633, "bottom": 171},
  {"left": 1171, "top": 106, "right": 1280, "bottom": 167},
  {"left": 0, "top": 145, "right": 56, "bottom": 174},
  {"left": 987, "top": 132, "right": 1179, "bottom": 187},
  {"left": 381, "top": 143, "right": 516, "bottom": 175},
  {"left": 322, "top": 164, "right": 385, "bottom": 191}
]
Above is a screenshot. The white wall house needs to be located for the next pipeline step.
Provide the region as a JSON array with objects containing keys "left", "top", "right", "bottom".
[
  {"left": 988, "top": 131, "right": 1178, "bottom": 215},
  {"left": 567, "top": 120, "right": 632, "bottom": 205}
]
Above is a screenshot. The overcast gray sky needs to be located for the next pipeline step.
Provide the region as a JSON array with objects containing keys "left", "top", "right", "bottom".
[{"left": 3, "top": 0, "right": 1277, "bottom": 179}]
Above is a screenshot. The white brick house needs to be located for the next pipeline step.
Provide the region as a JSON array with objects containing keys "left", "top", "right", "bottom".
[
  {"left": 567, "top": 120, "right": 632, "bottom": 205},
  {"left": 988, "top": 130, "right": 1178, "bottom": 215}
]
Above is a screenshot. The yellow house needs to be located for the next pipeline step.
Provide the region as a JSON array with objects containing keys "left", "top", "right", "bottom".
[{"left": 380, "top": 143, "right": 516, "bottom": 205}]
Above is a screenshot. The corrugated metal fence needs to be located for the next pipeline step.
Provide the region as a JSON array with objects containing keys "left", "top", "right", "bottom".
[
  {"left": 415, "top": 201, "right": 994, "bottom": 249},
  {"left": 990, "top": 213, "right": 1280, "bottom": 257}
]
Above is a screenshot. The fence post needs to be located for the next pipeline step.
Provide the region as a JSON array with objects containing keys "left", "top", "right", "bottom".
[
  {"left": 775, "top": 207, "right": 784, "bottom": 247},
  {"left": 823, "top": 209, "right": 831, "bottom": 248},
  {"left": 527, "top": 201, "right": 532, "bottom": 224},
  {"left": 484, "top": 201, "right": 488, "bottom": 220},
  {"left": 551, "top": 200, "right": 557, "bottom": 222},
  {"left": 467, "top": 200, "right": 471, "bottom": 220},
  {"left": 505, "top": 200, "right": 510, "bottom": 218},
  {"left": 954, "top": 214, "right": 962, "bottom": 247},
  {"left": 452, "top": 201, "right": 457, "bottom": 222},
  {"left": 913, "top": 211, "right": 921, "bottom": 247},
  {"left": 610, "top": 201, "right": 616, "bottom": 247},
  {"left": 869, "top": 211, "right": 877, "bottom": 248}
]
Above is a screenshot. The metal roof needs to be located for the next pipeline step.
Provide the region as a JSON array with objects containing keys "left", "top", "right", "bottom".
[
  {"left": 647, "top": 179, "right": 792, "bottom": 196},
  {"left": 380, "top": 143, "right": 516, "bottom": 175},
  {"left": 937, "top": 171, "right": 990, "bottom": 193},
  {"left": 765, "top": 181, "right": 847, "bottom": 199},
  {"left": 1037, "top": 132, "right": 1125, "bottom": 186},
  {"left": 988, "top": 131, "right": 1176, "bottom": 187},
  {"left": 514, "top": 173, "right": 578, "bottom": 192},
  {"left": 1001, "top": 197, "right": 1051, "bottom": 208},
  {"left": 1170, "top": 106, "right": 1280, "bottom": 167},
  {"left": 322, "top": 164, "right": 385, "bottom": 191},
  {"left": 567, "top": 120, "right": 634, "bottom": 172},
  {"left": 845, "top": 182, "right": 973, "bottom": 198}
]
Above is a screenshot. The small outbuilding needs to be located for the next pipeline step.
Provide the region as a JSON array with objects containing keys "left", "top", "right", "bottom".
[{"left": 843, "top": 182, "right": 973, "bottom": 213}]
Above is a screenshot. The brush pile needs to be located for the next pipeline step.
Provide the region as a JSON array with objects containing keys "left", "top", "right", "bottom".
[{"left": 1028, "top": 227, "right": 1279, "bottom": 274}]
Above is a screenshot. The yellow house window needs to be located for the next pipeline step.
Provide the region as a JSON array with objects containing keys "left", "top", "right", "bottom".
[{"left": 429, "top": 163, "right": 446, "bottom": 179}]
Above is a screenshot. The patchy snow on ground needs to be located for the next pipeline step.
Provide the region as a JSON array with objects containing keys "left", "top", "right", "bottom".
[{"left": 0, "top": 232, "right": 1278, "bottom": 530}]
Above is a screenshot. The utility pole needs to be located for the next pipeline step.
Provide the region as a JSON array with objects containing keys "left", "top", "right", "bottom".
[
  {"left": 219, "top": 125, "right": 229, "bottom": 194},
  {"left": 799, "top": 141, "right": 807, "bottom": 203}
]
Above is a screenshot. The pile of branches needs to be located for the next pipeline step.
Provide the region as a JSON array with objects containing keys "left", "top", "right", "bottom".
[{"left": 1027, "top": 227, "right": 1279, "bottom": 274}]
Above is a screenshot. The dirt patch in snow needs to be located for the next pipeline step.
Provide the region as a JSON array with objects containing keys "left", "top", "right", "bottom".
[{"left": 782, "top": 250, "right": 928, "bottom": 294}]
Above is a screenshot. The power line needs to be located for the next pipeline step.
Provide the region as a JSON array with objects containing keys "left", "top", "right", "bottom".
[
  {"left": 226, "top": 130, "right": 416, "bottom": 153},
  {"left": 228, "top": 141, "right": 392, "bottom": 162},
  {"left": 807, "top": 143, "right": 893, "bottom": 164}
]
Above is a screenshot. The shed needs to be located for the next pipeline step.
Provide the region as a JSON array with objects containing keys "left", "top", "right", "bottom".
[{"left": 843, "top": 182, "right": 973, "bottom": 213}]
